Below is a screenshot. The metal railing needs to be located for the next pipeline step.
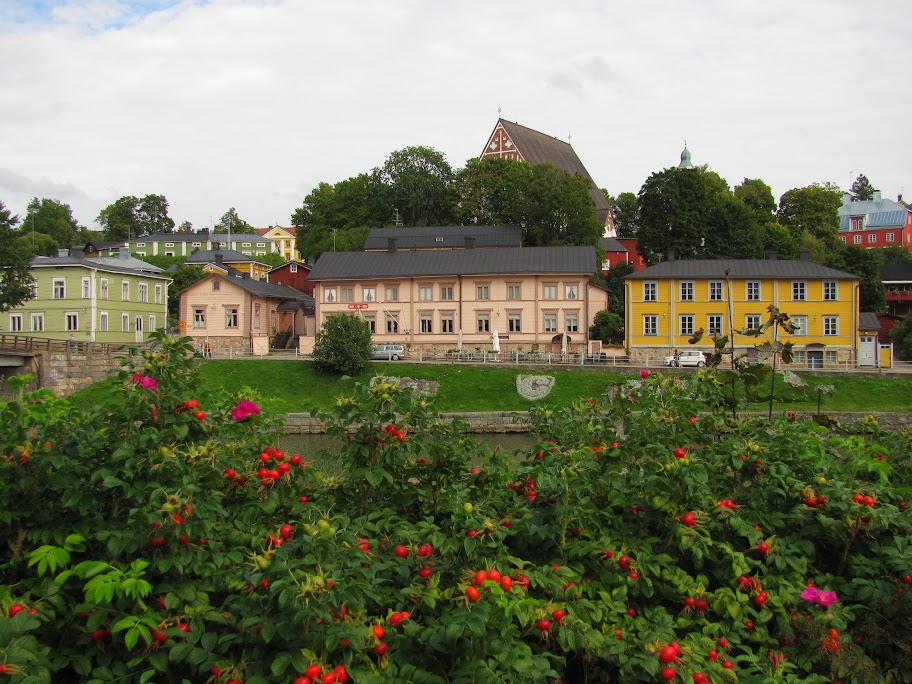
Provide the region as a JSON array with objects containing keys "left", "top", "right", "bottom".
[{"left": 0, "top": 334, "right": 143, "bottom": 356}]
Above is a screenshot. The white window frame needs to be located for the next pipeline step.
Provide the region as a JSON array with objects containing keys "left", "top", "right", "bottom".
[
  {"left": 823, "top": 281, "right": 837, "bottom": 301},
  {"left": 643, "top": 315, "right": 657, "bottom": 336},
  {"left": 154, "top": 284, "right": 162, "bottom": 304},
  {"left": 508, "top": 312, "right": 521, "bottom": 333},
  {"left": 868, "top": 233, "right": 877, "bottom": 244},
  {"left": 565, "top": 311, "right": 579, "bottom": 333},
  {"left": 65, "top": 312, "right": 79, "bottom": 332},
  {"left": 439, "top": 285, "right": 454, "bottom": 301},
  {"left": 476, "top": 285, "right": 490, "bottom": 300},
  {"left": 564, "top": 283, "right": 579, "bottom": 300},
  {"left": 507, "top": 284, "right": 522, "bottom": 300},
  {"left": 440, "top": 313, "right": 454, "bottom": 334},
  {"left": 30, "top": 313, "right": 44, "bottom": 332},
  {"left": 746, "top": 281, "right": 760, "bottom": 301},
  {"left": 99, "top": 311, "right": 108, "bottom": 332},
  {"left": 680, "top": 281, "right": 694, "bottom": 301},
  {"left": 791, "top": 315, "right": 808, "bottom": 336},
  {"left": 122, "top": 313, "right": 130, "bottom": 332},
  {"left": 81, "top": 277, "right": 90, "bottom": 299},
  {"left": 324, "top": 288, "right": 337, "bottom": 303},
  {"left": 708, "top": 281, "right": 723, "bottom": 301},
  {"left": 823, "top": 315, "right": 838, "bottom": 336},
  {"left": 543, "top": 284, "right": 557, "bottom": 300},
  {"left": 386, "top": 313, "right": 399, "bottom": 334},
  {"left": 9, "top": 313, "right": 23, "bottom": 332},
  {"left": 679, "top": 315, "right": 694, "bottom": 336},
  {"left": 418, "top": 286, "right": 433, "bottom": 302},
  {"left": 886, "top": 232, "right": 895, "bottom": 243},
  {"left": 385, "top": 286, "right": 399, "bottom": 302},
  {"left": 122, "top": 280, "right": 130, "bottom": 301},
  {"left": 138, "top": 283, "right": 148, "bottom": 303},
  {"left": 643, "top": 282, "right": 657, "bottom": 301},
  {"left": 53, "top": 278, "right": 66, "bottom": 299},
  {"left": 745, "top": 314, "right": 761, "bottom": 331},
  {"left": 340, "top": 288, "right": 354, "bottom": 303},
  {"left": 290, "top": 263, "right": 298, "bottom": 273},
  {"left": 419, "top": 313, "right": 433, "bottom": 334},
  {"left": 363, "top": 287, "right": 376, "bottom": 302},
  {"left": 708, "top": 314, "right": 723, "bottom": 335},
  {"left": 854, "top": 235, "right": 862, "bottom": 244},
  {"left": 543, "top": 312, "right": 557, "bottom": 333},
  {"left": 792, "top": 281, "right": 806, "bottom": 301},
  {"left": 194, "top": 308, "right": 206, "bottom": 328},
  {"left": 226, "top": 307, "right": 239, "bottom": 328}
]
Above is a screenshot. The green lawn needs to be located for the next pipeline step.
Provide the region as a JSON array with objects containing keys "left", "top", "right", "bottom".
[{"left": 69, "top": 359, "right": 912, "bottom": 415}]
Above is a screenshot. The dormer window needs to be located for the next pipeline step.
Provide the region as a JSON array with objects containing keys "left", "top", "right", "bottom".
[{"left": 850, "top": 216, "right": 864, "bottom": 231}]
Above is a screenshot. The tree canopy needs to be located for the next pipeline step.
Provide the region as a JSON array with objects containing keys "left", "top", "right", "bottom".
[
  {"left": 21, "top": 197, "right": 82, "bottom": 251},
  {"left": 0, "top": 201, "right": 35, "bottom": 313},
  {"left": 607, "top": 191, "right": 639, "bottom": 238},
  {"left": 776, "top": 183, "right": 842, "bottom": 243},
  {"left": 216, "top": 207, "right": 255, "bottom": 234},
  {"left": 849, "top": 174, "right": 876, "bottom": 202},
  {"left": 378, "top": 146, "right": 454, "bottom": 227},
  {"left": 96, "top": 194, "right": 175, "bottom": 241}
]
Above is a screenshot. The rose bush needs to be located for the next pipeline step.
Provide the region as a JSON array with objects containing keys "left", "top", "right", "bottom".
[{"left": 0, "top": 333, "right": 910, "bottom": 683}]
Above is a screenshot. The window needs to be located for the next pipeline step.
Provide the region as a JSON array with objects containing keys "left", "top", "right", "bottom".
[
  {"left": 679, "top": 315, "right": 694, "bottom": 336},
  {"left": 680, "top": 281, "right": 694, "bottom": 301},
  {"left": 746, "top": 281, "right": 760, "bottom": 301},
  {"left": 30, "top": 313, "right": 44, "bottom": 332},
  {"left": 791, "top": 315, "right": 807, "bottom": 335},
  {"left": 508, "top": 312, "right": 521, "bottom": 333},
  {"left": 476, "top": 313, "right": 490, "bottom": 333},
  {"left": 9, "top": 314, "right": 23, "bottom": 332},
  {"left": 340, "top": 288, "right": 354, "bottom": 302},
  {"left": 149, "top": 315, "right": 157, "bottom": 332},
  {"left": 324, "top": 288, "right": 337, "bottom": 302},
  {"left": 745, "top": 314, "right": 761, "bottom": 331},
  {"left": 853, "top": 235, "right": 862, "bottom": 244},
  {"left": 65, "top": 313, "right": 78, "bottom": 332},
  {"left": 564, "top": 283, "right": 579, "bottom": 300},
  {"left": 476, "top": 285, "right": 489, "bottom": 300},
  {"left": 544, "top": 312, "right": 558, "bottom": 333},
  {"left": 241, "top": 242, "right": 251, "bottom": 248},
  {"left": 792, "top": 281, "right": 806, "bottom": 301},
  {"left": 136, "top": 242, "right": 145, "bottom": 247},
  {"left": 420, "top": 314, "right": 433, "bottom": 334},
  {"left": 99, "top": 312, "right": 108, "bottom": 332},
  {"left": 122, "top": 281, "right": 130, "bottom": 300},
  {"left": 840, "top": 236, "right": 847, "bottom": 244},
  {"left": 154, "top": 284, "right": 162, "bottom": 304},
  {"left": 850, "top": 217, "right": 863, "bottom": 231},
  {"left": 709, "top": 281, "right": 723, "bottom": 301},
  {"left": 122, "top": 313, "right": 130, "bottom": 332},
  {"left": 825, "top": 350, "right": 838, "bottom": 365},
  {"left": 643, "top": 315, "right": 658, "bottom": 336},
  {"left": 823, "top": 316, "right": 838, "bottom": 336},
  {"left": 138, "top": 283, "right": 148, "bottom": 303},
  {"left": 29, "top": 282, "right": 37, "bottom": 300},
  {"left": 643, "top": 282, "right": 658, "bottom": 301},
  {"left": 136, "top": 252, "right": 146, "bottom": 257},
  {"left": 507, "top": 284, "right": 522, "bottom": 300},
  {"left": 419, "top": 286, "right": 433, "bottom": 301},
  {"left": 543, "top": 285, "right": 557, "bottom": 300},
  {"left": 886, "top": 232, "right": 895, "bottom": 243},
  {"left": 256, "top": 243, "right": 266, "bottom": 248},
  {"left": 363, "top": 287, "right": 376, "bottom": 302},
  {"left": 386, "top": 313, "right": 399, "bottom": 334},
  {"left": 192, "top": 242, "right": 201, "bottom": 247},
  {"left": 194, "top": 308, "right": 206, "bottom": 328},
  {"left": 440, "top": 313, "right": 454, "bottom": 333},
  {"left": 364, "top": 314, "right": 376, "bottom": 334},
  {"left": 165, "top": 252, "right": 174, "bottom": 257},
  {"left": 868, "top": 233, "right": 877, "bottom": 244},
  {"left": 254, "top": 304, "right": 261, "bottom": 329},
  {"left": 290, "top": 264, "right": 298, "bottom": 273},
  {"left": 212, "top": 280, "right": 220, "bottom": 292},
  {"left": 439, "top": 285, "right": 454, "bottom": 301},
  {"left": 708, "top": 315, "right": 723, "bottom": 335},
  {"left": 53, "top": 278, "right": 65, "bottom": 299},
  {"left": 226, "top": 307, "right": 239, "bottom": 328},
  {"left": 165, "top": 242, "right": 174, "bottom": 248},
  {"left": 82, "top": 277, "right": 90, "bottom": 299},
  {"left": 385, "top": 286, "right": 399, "bottom": 302},
  {"left": 565, "top": 312, "right": 579, "bottom": 333},
  {"left": 823, "top": 281, "right": 837, "bottom": 301},
  {"left": 793, "top": 350, "right": 807, "bottom": 364}
]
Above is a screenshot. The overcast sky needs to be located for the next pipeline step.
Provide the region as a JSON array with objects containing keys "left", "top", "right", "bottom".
[{"left": 2, "top": 0, "right": 909, "bottom": 232}]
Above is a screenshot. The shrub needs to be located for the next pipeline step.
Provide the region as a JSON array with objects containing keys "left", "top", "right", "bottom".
[
  {"left": 0, "top": 337, "right": 910, "bottom": 683},
  {"left": 311, "top": 312, "right": 373, "bottom": 375}
]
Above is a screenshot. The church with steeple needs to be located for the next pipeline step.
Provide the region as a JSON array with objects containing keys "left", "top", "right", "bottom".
[{"left": 678, "top": 141, "right": 694, "bottom": 168}]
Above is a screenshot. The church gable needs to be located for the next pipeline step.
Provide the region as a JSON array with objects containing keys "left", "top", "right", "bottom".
[{"left": 482, "top": 122, "right": 524, "bottom": 161}]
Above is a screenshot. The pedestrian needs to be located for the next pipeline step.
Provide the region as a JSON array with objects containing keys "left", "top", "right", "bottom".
[
  {"left": 68, "top": 334, "right": 76, "bottom": 352},
  {"left": 204, "top": 340, "right": 212, "bottom": 358}
]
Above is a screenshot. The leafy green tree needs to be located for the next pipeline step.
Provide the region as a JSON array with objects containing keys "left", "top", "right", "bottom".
[
  {"left": 17, "top": 231, "right": 59, "bottom": 257},
  {"left": 589, "top": 310, "right": 624, "bottom": 344},
  {"left": 703, "top": 193, "right": 764, "bottom": 259},
  {"left": 21, "top": 197, "right": 82, "bottom": 249},
  {"left": 609, "top": 191, "right": 639, "bottom": 237},
  {"left": 137, "top": 194, "right": 175, "bottom": 235},
  {"left": 596, "top": 261, "right": 633, "bottom": 317},
  {"left": 823, "top": 243, "right": 886, "bottom": 313},
  {"left": 776, "top": 183, "right": 842, "bottom": 242},
  {"left": 879, "top": 246, "right": 912, "bottom": 265},
  {"left": 97, "top": 195, "right": 141, "bottom": 241},
  {"left": 850, "top": 174, "right": 876, "bottom": 201},
  {"left": 311, "top": 313, "right": 373, "bottom": 375},
  {"left": 889, "top": 314, "right": 912, "bottom": 360},
  {"left": 216, "top": 207, "right": 255, "bottom": 234},
  {"left": 378, "top": 146, "right": 454, "bottom": 227},
  {"left": 167, "top": 263, "right": 209, "bottom": 322},
  {"left": 0, "top": 201, "right": 35, "bottom": 312},
  {"left": 258, "top": 252, "right": 286, "bottom": 268}
]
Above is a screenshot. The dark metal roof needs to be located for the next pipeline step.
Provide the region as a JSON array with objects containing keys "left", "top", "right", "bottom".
[
  {"left": 308, "top": 246, "right": 598, "bottom": 281},
  {"left": 181, "top": 271, "right": 312, "bottom": 302},
  {"left": 30, "top": 256, "right": 171, "bottom": 279},
  {"left": 486, "top": 119, "right": 611, "bottom": 222},
  {"left": 186, "top": 249, "right": 261, "bottom": 264},
  {"left": 880, "top": 263, "right": 912, "bottom": 282},
  {"left": 132, "top": 232, "right": 275, "bottom": 244},
  {"left": 599, "top": 237, "right": 628, "bottom": 252},
  {"left": 363, "top": 225, "right": 522, "bottom": 250},
  {"left": 624, "top": 258, "right": 857, "bottom": 280},
  {"left": 858, "top": 312, "right": 881, "bottom": 331}
]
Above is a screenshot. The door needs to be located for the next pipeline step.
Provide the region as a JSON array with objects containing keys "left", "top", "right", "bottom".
[
  {"left": 807, "top": 350, "right": 824, "bottom": 369},
  {"left": 858, "top": 336, "right": 875, "bottom": 366},
  {"left": 134, "top": 315, "right": 143, "bottom": 343}
]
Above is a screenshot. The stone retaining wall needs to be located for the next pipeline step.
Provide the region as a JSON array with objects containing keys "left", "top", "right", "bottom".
[{"left": 282, "top": 411, "right": 912, "bottom": 434}]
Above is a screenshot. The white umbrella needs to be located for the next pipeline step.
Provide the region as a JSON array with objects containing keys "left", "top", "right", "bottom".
[
  {"left": 561, "top": 333, "right": 568, "bottom": 358},
  {"left": 492, "top": 329, "right": 500, "bottom": 353},
  {"left": 457, "top": 328, "right": 463, "bottom": 351}
]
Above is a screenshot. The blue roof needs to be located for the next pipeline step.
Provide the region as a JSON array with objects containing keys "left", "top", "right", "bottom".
[{"left": 838, "top": 198, "right": 909, "bottom": 231}]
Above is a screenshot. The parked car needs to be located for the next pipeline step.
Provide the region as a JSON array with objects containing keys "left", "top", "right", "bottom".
[
  {"left": 664, "top": 350, "right": 706, "bottom": 367},
  {"left": 371, "top": 344, "right": 407, "bottom": 361}
]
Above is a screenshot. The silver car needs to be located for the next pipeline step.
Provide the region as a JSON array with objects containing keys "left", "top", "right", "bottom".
[
  {"left": 666, "top": 350, "right": 706, "bottom": 367},
  {"left": 371, "top": 344, "right": 406, "bottom": 361}
]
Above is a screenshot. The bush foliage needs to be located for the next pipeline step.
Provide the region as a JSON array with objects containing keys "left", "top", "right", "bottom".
[
  {"left": 1, "top": 334, "right": 910, "bottom": 683},
  {"left": 311, "top": 313, "right": 374, "bottom": 376}
]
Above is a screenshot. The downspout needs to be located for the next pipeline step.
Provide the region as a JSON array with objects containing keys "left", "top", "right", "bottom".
[
  {"left": 457, "top": 274, "right": 463, "bottom": 344},
  {"left": 89, "top": 267, "right": 97, "bottom": 342}
]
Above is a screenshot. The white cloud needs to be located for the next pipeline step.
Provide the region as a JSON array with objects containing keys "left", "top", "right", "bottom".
[{"left": 0, "top": 0, "right": 909, "bottom": 230}]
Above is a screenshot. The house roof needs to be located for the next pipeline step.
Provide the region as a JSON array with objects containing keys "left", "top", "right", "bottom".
[
  {"left": 131, "top": 232, "right": 275, "bottom": 245},
  {"left": 624, "top": 258, "right": 858, "bottom": 280},
  {"left": 858, "top": 312, "right": 881, "bottom": 331},
  {"left": 839, "top": 197, "right": 909, "bottom": 230},
  {"left": 308, "top": 246, "right": 598, "bottom": 281},
  {"left": 186, "top": 248, "right": 262, "bottom": 264},
  {"left": 599, "top": 237, "right": 628, "bottom": 252},
  {"left": 182, "top": 271, "right": 313, "bottom": 303},
  {"left": 484, "top": 119, "right": 612, "bottom": 222},
  {"left": 267, "top": 260, "right": 310, "bottom": 274},
  {"left": 363, "top": 225, "right": 522, "bottom": 250},
  {"left": 257, "top": 226, "right": 297, "bottom": 237},
  {"left": 880, "top": 263, "right": 912, "bottom": 283},
  {"left": 29, "top": 255, "right": 171, "bottom": 279}
]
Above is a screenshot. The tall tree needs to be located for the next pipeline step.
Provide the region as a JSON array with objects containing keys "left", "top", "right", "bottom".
[
  {"left": 377, "top": 146, "right": 455, "bottom": 227},
  {"left": 97, "top": 196, "right": 141, "bottom": 241},
  {"left": 608, "top": 191, "right": 639, "bottom": 237},
  {"left": 177, "top": 220, "right": 193, "bottom": 233},
  {"left": 0, "top": 201, "right": 35, "bottom": 313},
  {"left": 137, "top": 194, "right": 175, "bottom": 235},
  {"left": 776, "top": 183, "right": 842, "bottom": 242},
  {"left": 216, "top": 207, "right": 255, "bottom": 234},
  {"left": 734, "top": 178, "right": 776, "bottom": 221},
  {"left": 849, "top": 174, "right": 876, "bottom": 202},
  {"left": 21, "top": 197, "right": 81, "bottom": 249},
  {"left": 703, "top": 193, "right": 764, "bottom": 259},
  {"left": 824, "top": 243, "right": 886, "bottom": 313}
]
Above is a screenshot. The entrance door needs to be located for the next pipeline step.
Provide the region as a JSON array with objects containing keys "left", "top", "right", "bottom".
[
  {"left": 134, "top": 315, "right": 143, "bottom": 343},
  {"left": 858, "top": 336, "right": 875, "bottom": 366},
  {"left": 807, "top": 350, "right": 824, "bottom": 369}
]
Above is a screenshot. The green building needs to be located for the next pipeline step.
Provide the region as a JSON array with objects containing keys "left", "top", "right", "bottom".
[{"left": 5, "top": 248, "right": 172, "bottom": 345}]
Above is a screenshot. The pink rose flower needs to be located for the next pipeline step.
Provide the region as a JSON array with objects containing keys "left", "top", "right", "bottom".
[
  {"left": 231, "top": 398, "right": 261, "bottom": 422},
  {"left": 800, "top": 586, "right": 839, "bottom": 607},
  {"left": 132, "top": 373, "right": 157, "bottom": 391},
  {"left": 639, "top": 369, "right": 651, "bottom": 379}
]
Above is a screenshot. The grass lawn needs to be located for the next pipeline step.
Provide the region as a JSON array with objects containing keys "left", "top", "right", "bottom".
[{"left": 69, "top": 359, "right": 912, "bottom": 415}]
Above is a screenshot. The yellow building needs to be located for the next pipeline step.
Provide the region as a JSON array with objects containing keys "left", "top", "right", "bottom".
[
  {"left": 186, "top": 248, "right": 271, "bottom": 281},
  {"left": 257, "top": 226, "right": 297, "bottom": 262},
  {"left": 624, "top": 254, "right": 863, "bottom": 368}
]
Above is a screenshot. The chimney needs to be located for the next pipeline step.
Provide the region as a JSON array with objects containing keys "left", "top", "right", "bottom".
[
  {"left": 799, "top": 250, "right": 810, "bottom": 261},
  {"left": 465, "top": 236, "right": 476, "bottom": 250},
  {"left": 842, "top": 193, "right": 852, "bottom": 204},
  {"left": 387, "top": 238, "right": 397, "bottom": 253},
  {"left": 118, "top": 246, "right": 130, "bottom": 260},
  {"left": 873, "top": 190, "right": 882, "bottom": 201},
  {"left": 767, "top": 250, "right": 778, "bottom": 260},
  {"left": 58, "top": 249, "right": 69, "bottom": 257},
  {"left": 666, "top": 248, "right": 675, "bottom": 261}
]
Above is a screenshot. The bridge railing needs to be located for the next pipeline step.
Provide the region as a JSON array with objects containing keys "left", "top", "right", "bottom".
[{"left": 0, "top": 334, "right": 148, "bottom": 356}]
